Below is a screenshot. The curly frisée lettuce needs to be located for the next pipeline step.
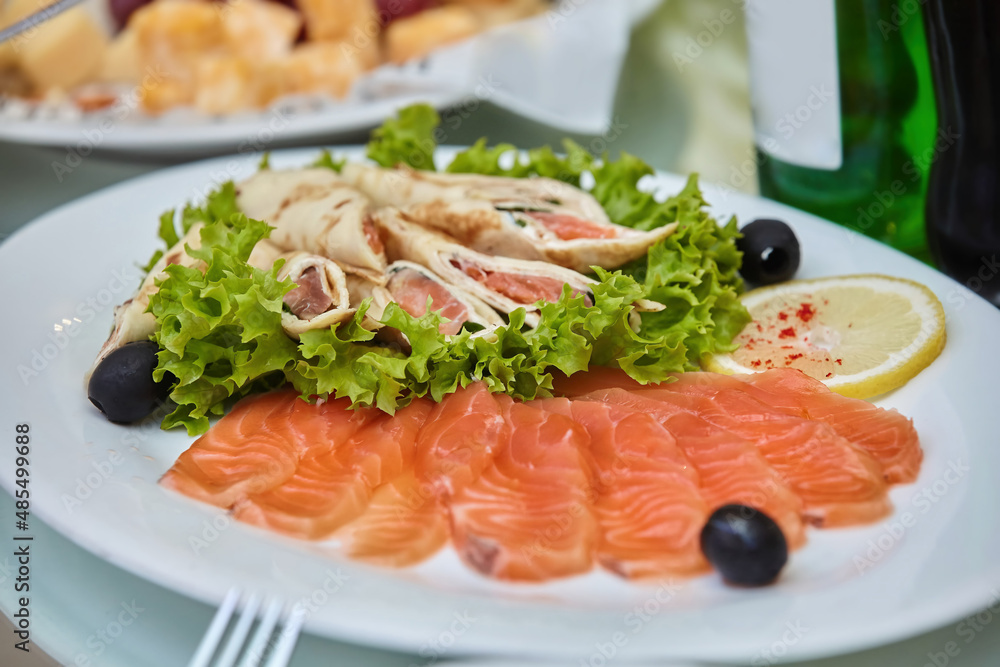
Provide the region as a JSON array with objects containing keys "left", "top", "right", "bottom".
[
  {"left": 285, "top": 274, "right": 681, "bottom": 417},
  {"left": 149, "top": 216, "right": 680, "bottom": 434},
  {"left": 398, "top": 104, "right": 751, "bottom": 368},
  {"left": 145, "top": 104, "right": 749, "bottom": 433},
  {"left": 148, "top": 215, "right": 299, "bottom": 434}
]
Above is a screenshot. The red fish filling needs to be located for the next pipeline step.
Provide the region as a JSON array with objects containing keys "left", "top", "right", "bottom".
[
  {"left": 285, "top": 266, "right": 334, "bottom": 319},
  {"left": 388, "top": 268, "right": 471, "bottom": 336},
  {"left": 450, "top": 258, "right": 592, "bottom": 306},
  {"left": 526, "top": 212, "right": 618, "bottom": 241},
  {"left": 364, "top": 215, "right": 385, "bottom": 256}
]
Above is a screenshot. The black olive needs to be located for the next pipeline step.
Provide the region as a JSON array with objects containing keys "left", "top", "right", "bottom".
[
  {"left": 700, "top": 504, "right": 789, "bottom": 587},
  {"left": 88, "top": 341, "right": 173, "bottom": 424},
  {"left": 737, "top": 218, "right": 801, "bottom": 285}
]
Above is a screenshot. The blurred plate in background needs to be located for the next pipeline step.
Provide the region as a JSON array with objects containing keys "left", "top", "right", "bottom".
[{"left": 0, "top": 0, "right": 661, "bottom": 156}]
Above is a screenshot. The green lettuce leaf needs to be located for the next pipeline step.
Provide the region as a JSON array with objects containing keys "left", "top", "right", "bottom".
[
  {"left": 366, "top": 103, "right": 440, "bottom": 170},
  {"left": 445, "top": 138, "right": 595, "bottom": 185},
  {"left": 140, "top": 182, "right": 243, "bottom": 282},
  {"left": 615, "top": 175, "right": 751, "bottom": 367},
  {"left": 312, "top": 149, "right": 346, "bottom": 172},
  {"left": 439, "top": 110, "right": 749, "bottom": 368},
  {"left": 181, "top": 181, "right": 240, "bottom": 232},
  {"left": 157, "top": 209, "right": 180, "bottom": 249},
  {"left": 287, "top": 272, "right": 681, "bottom": 423},
  {"left": 149, "top": 214, "right": 299, "bottom": 434}
]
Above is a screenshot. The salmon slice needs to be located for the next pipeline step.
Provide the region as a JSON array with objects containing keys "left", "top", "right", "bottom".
[
  {"left": 551, "top": 366, "right": 645, "bottom": 398},
  {"left": 559, "top": 367, "right": 889, "bottom": 526},
  {"left": 233, "top": 399, "right": 434, "bottom": 540},
  {"left": 415, "top": 382, "right": 511, "bottom": 500},
  {"left": 161, "top": 391, "right": 382, "bottom": 509},
  {"left": 675, "top": 370, "right": 923, "bottom": 484},
  {"left": 449, "top": 257, "right": 592, "bottom": 306},
  {"left": 543, "top": 398, "right": 710, "bottom": 579},
  {"left": 557, "top": 367, "right": 922, "bottom": 485},
  {"left": 363, "top": 215, "right": 385, "bottom": 256},
  {"left": 525, "top": 212, "right": 619, "bottom": 240},
  {"left": 447, "top": 400, "right": 597, "bottom": 581},
  {"left": 338, "top": 470, "right": 449, "bottom": 568},
  {"left": 284, "top": 266, "right": 334, "bottom": 319},
  {"left": 580, "top": 388, "right": 807, "bottom": 549},
  {"left": 387, "top": 267, "right": 471, "bottom": 335},
  {"left": 631, "top": 385, "right": 891, "bottom": 527},
  {"left": 743, "top": 370, "right": 922, "bottom": 484}
]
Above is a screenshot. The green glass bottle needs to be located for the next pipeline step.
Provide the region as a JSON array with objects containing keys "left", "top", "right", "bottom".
[{"left": 746, "top": 0, "right": 937, "bottom": 260}]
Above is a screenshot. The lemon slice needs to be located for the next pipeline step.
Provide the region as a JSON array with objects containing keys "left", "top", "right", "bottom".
[{"left": 704, "top": 274, "right": 946, "bottom": 399}]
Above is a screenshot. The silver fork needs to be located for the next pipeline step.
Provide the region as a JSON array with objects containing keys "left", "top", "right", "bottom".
[{"left": 189, "top": 588, "right": 306, "bottom": 667}]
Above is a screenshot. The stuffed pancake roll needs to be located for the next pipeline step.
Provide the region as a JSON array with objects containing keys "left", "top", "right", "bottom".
[
  {"left": 341, "top": 163, "right": 677, "bottom": 272},
  {"left": 341, "top": 163, "right": 608, "bottom": 218},
  {"left": 91, "top": 224, "right": 208, "bottom": 371},
  {"left": 376, "top": 210, "right": 596, "bottom": 327},
  {"left": 383, "top": 261, "right": 504, "bottom": 335},
  {"left": 275, "top": 252, "right": 356, "bottom": 337},
  {"left": 247, "top": 238, "right": 284, "bottom": 270},
  {"left": 235, "top": 168, "right": 387, "bottom": 278},
  {"left": 417, "top": 199, "right": 679, "bottom": 273},
  {"left": 91, "top": 232, "right": 286, "bottom": 375},
  {"left": 344, "top": 272, "right": 394, "bottom": 329}
]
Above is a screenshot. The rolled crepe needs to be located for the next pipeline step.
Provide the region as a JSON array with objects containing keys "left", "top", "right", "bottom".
[
  {"left": 331, "top": 265, "right": 501, "bottom": 337},
  {"left": 344, "top": 272, "right": 393, "bottom": 328},
  {"left": 275, "top": 251, "right": 355, "bottom": 337},
  {"left": 235, "top": 168, "right": 387, "bottom": 279},
  {"left": 376, "top": 209, "right": 598, "bottom": 328},
  {"left": 247, "top": 239, "right": 285, "bottom": 269},
  {"left": 91, "top": 234, "right": 284, "bottom": 374},
  {"left": 91, "top": 224, "right": 207, "bottom": 372},
  {"left": 383, "top": 261, "right": 504, "bottom": 335},
  {"left": 341, "top": 163, "right": 678, "bottom": 272}
]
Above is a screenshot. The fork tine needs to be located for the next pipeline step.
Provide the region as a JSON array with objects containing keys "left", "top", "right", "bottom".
[
  {"left": 189, "top": 587, "right": 242, "bottom": 667},
  {"left": 214, "top": 593, "right": 263, "bottom": 667},
  {"left": 264, "top": 605, "right": 306, "bottom": 667},
  {"left": 236, "top": 598, "right": 284, "bottom": 667}
]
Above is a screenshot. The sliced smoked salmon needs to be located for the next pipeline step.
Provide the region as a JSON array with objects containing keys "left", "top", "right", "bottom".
[
  {"left": 631, "top": 384, "right": 891, "bottom": 527},
  {"left": 233, "top": 399, "right": 434, "bottom": 540},
  {"left": 160, "top": 390, "right": 382, "bottom": 509},
  {"left": 741, "top": 370, "right": 922, "bottom": 484},
  {"left": 449, "top": 257, "right": 593, "bottom": 307},
  {"left": 555, "top": 367, "right": 922, "bottom": 485},
  {"left": 159, "top": 367, "right": 924, "bottom": 585},
  {"left": 673, "top": 370, "right": 922, "bottom": 484},
  {"left": 543, "top": 398, "right": 710, "bottom": 579},
  {"left": 576, "top": 388, "right": 808, "bottom": 549},
  {"left": 525, "top": 212, "right": 619, "bottom": 241},
  {"left": 338, "top": 470, "right": 450, "bottom": 568},
  {"left": 551, "top": 366, "right": 644, "bottom": 398},
  {"left": 447, "top": 400, "right": 597, "bottom": 581},
  {"left": 387, "top": 266, "right": 472, "bottom": 335},
  {"left": 414, "top": 382, "right": 511, "bottom": 500}
]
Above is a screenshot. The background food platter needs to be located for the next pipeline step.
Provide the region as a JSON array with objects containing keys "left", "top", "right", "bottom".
[
  {"left": 0, "top": 91, "right": 463, "bottom": 155},
  {"left": 0, "top": 0, "right": 662, "bottom": 156},
  {"left": 1, "top": 147, "right": 998, "bottom": 663}
]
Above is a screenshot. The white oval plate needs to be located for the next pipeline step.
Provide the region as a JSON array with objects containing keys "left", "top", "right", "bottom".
[{"left": 1, "top": 147, "right": 998, "bottom": 665}]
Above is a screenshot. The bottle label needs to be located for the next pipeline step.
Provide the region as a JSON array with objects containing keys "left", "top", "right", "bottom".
[{"left": 746, "top": 0, "right": 843, "bottom": 170}]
